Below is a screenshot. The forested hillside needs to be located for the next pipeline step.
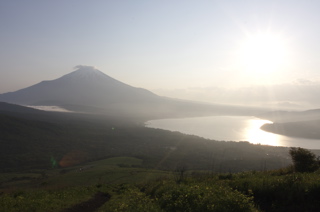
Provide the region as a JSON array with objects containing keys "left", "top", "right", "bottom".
[{"left": 0, "top": 111, "right": 292, "bottom": 173}]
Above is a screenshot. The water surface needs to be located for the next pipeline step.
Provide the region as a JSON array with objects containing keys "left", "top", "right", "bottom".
[{"left": 146, "top": 116, "right": 320, "bottom": 149}]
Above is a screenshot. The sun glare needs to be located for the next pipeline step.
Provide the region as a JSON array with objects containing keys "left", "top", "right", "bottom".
[
  {"left": 245, "top": 119, "right": 280, "bottom": 146},
  {"left": 239, "top": 32, "right": 287, "bottom": 77}
]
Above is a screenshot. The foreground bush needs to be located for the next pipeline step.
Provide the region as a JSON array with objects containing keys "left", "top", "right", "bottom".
[
  {"left": 98, "top": 185, "right": 162, "bottom": 212},
  {"left": 226, "top": 171, "right": 320, "bottom": 211},
  {"left": 0, "top": 187, "right": 96, "bottom": 212},
  {"left": 145, "top": 180, "right": 257, "bottom": 212},
  {"left": 3, "top": 169, "right": 320, "bottom": 211}
]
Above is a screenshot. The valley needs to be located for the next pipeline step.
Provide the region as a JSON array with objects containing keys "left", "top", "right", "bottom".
[{"left": 1, "top": 68, "right": 320, "bottom": 211}]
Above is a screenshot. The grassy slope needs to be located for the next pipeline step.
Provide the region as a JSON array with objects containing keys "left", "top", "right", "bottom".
[
  {"left": 0, "top": 157, "right": 171, "bottom": 191},
  {"left": 2, "top": 163, "right": 320, "bottom": 212}
]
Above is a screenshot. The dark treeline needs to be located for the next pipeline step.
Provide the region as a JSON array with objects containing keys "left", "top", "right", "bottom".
[{"left": 0, "top": 107, "right": 293, "bottom": 173}]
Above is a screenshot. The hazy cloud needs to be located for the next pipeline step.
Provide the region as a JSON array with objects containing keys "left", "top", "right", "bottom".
[
  {"left": 74, "top": 65, "right": 98, "bottom": 71},
  {"left": 152, "top": 81, "right": 320, "bottom": 110},
  {"left": 295, "top": 79, "right": 314, "bottom": 85},
  {"left": 26, "top": 105, "right": 73, "bottom": 112}
]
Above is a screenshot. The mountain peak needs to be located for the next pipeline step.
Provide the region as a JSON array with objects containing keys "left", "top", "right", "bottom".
[
  {"left": 55, "top": 65, "right": 125, "bottom": 86},
  {"left": 73, "top": 65, "right": 102, "bottom": 74},
  {"left": 0, "top": 65, "right": 159, "bottom": 112},
  {"left": 60, "top": 65, "right": 107, "bottom": 80}
]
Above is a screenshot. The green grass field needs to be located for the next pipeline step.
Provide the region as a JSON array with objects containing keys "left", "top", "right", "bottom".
[
  {"left": 0, "top": 157, "right": 172, "bottom": 191},
  {"left": 2, "top": 157, "right": 320, "bottom": 211}
]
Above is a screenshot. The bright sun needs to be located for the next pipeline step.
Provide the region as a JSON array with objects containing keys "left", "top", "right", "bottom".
[{"left": 239, "top": 32, "right": 287, "bottom": 76}]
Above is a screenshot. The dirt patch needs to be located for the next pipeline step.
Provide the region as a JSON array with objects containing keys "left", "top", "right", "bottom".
[{"left": 61, "top": 192, "right": 111, "bottom": 212}]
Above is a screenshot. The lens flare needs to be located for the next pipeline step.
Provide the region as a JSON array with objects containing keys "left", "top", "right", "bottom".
[
  {"left": 50, "top": 156, "right": 57, "bottom": 168},
  {"left": 59, "top": 150, "right": 87, "bottom": 168}
]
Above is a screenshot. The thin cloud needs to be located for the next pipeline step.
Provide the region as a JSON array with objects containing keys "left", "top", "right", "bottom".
[
  {"left": 152, "top": 81, "right": 320, "bottom": 110},
  {"left": 74, "top": 65, "right": 98, "bottom": 71}
]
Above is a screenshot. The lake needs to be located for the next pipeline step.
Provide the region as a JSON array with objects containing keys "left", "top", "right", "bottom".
[{"left": 146, "top": 116, "right": 320, "bottom": 149}]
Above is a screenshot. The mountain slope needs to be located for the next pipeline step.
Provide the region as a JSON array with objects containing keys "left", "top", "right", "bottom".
[
  {"left": 0, "top": 66, "right": 267, "bottom": 118},
  {"left": 258, "top": 109, "right": 320, "bottom": 123},
  {"left": 0, "top": 65, "right": 159, "bottom": 108}
]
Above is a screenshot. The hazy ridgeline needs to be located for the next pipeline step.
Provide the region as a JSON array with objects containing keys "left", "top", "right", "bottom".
[
  {"left": 0, "top": 66, "right": 268, "bottom": 120},
  {"left": 0, "top": 103, "right": 292, "bottom": 174}
]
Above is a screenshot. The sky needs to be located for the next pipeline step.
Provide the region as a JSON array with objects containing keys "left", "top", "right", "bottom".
[{"left": 1, "top": 0, "right": 320, "bottom": 109}]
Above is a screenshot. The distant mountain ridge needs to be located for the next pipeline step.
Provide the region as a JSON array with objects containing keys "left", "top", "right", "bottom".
[
  {"left": 258, "top": 108, "right": 320, "bottom": 140},
  {"left": 0, "top": 66, "right": 159, "bottom": 108},
  {"left": 0, "top": 65, "right": 267, "bottom": 118}
]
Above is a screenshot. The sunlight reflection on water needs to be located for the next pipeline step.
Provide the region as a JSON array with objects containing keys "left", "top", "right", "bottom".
[
  {"left": 244, "top": 119, "right": 280, "bottom": 146},
  {"left": 146, "top": 116, "right": 320, "bottom": 149}
]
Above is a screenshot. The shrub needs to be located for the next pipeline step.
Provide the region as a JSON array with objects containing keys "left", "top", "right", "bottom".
[
  {"left": 153, "top": 182, "right": 256, "bottom": 212},
  {"left": 100, "top": 186, "right": 161, "bottom": 212},
  {"left": 289, "top": 147, "right": 319, "bottom": 172}
]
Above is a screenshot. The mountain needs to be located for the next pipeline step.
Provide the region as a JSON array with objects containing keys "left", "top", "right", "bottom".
[
  {"left": 0, "top": 65, "right": 267, "bottom": 118},
  {"left": 0, "top": 65, "right": 159, "bottom": 107},
  {"left": 258, "top": 109, "right": 320, "bottom": 123},
  {"left": 0, "top": 66, "right": 173, "bottom": 117}
]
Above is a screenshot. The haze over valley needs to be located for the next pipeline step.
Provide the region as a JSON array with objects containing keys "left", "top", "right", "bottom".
[
  {"left": 0, "top": 65, "right": 267, "bottom": 119},
  {"left": 0, "top": 64, "right": 319, "bottom": 153}
]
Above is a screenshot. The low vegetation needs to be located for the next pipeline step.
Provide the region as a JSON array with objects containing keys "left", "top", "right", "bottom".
[
  {"left": 2, "top": 169, "right": 320, "bottom": 211},
  {"left": 1, "top": 148, "right": 320, "bottom": 212}
]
